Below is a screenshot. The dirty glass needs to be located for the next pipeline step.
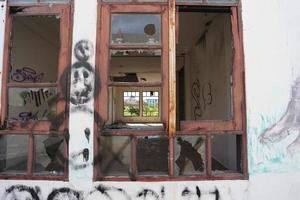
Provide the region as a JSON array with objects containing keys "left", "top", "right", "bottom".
[
  {"left": 211, "top": 134, "right": 242, "bottom": 175},
  {"left": 0, "top": 135, "right": 28, "bottom": 174},
  {"left": 8, "top": 0, "right": 69, "bottom": 3},
  {"left": 8, "top": 88, "right": 57, "bottom": 121},
  {"left": 110, "top": 49, "right": 161, "bottom": 83},
  {"left": 123, "top": 92, "right": 140, "bottom": 117},
  {"left": 137, "top": 136, "right": 169, "bottom": 175},
  {"left": 175, "top": 135, "right": 206, "bottom": 176},
  {"left": 33, "top": 135, "right": 65, "bottom": 176},
  {"left": 142, "top": 91, "right": 159, "bottom": 117},
  {"left": 103, "top": 0, "right": 166, "bottom": 2},
  {"left": 207, "top": 0, "right": 237, "bottom": 3},
  {"left": 10, "top": 16, "right": 59, "bottom": 83},
  {"left": 98, "top": 136, "right": 131, "bottom": 176},
  {"left": 176, "top": 0, "right": 237, "bottom": 3},
  {"left": 111, "top": 14, "right": 161, "bottom": 45}
]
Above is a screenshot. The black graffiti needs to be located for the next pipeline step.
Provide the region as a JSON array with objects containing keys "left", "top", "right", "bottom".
[
  {"left": 11, "top": 67, "right": 44, "bottom": 83},
  {"left": 192, "top": 79, "right": 213, "bottom": 120},
  {"left": 83, "top": 148, "right": 89, "bottom": 162},
  {"left": 182, "top": 186, "right": 219, "bottom": 200},
  {"left": 84, "top": 128, "right": 90, "bottom": 143},
  {"left": 47, "top": 188, "right": 81, "bottom": 200},
  {"left": 74, "top": 40, "right": 94, "bottom": 62},
  {"left": 137, "top": 187, "right": 165, "bottom": 200},
  {"left": 176, "top": 137, "right": 204, "bottom": 173},
  {"left": 70, "top": 62, "right": 94, "bottom": 105},
  {"left": 88, "top": 184, "right": 131, "bottom": 200},
  {"left": 70, "top": 149, "right": 90, "bottom": 170},
  {"left": 21, "top": 88, "right": 54, "bottom": 107},
  {"left": 70, "top": 40, "right": 95, "bottom": 106},
  {"left": 2, "top": 185, "right": 41, "bottom": 200}
]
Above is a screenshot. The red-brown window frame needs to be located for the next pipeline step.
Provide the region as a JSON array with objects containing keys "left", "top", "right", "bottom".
[
  {"left": 95, "top": 3, "right": 169, "bottom": 133},
  {"left": 95, "top": 0, "right": 248, "bottom": 181},
  {"left": 0, "top": 4, "right": 72, "bottom": 180}
]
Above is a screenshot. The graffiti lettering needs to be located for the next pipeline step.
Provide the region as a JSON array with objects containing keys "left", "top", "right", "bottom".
[
  {"left": 182, "top": 186, "right": 219, "bottom": 200},
  {"left": 192, "top": 79, "right": 213, "bottom": 120},
  {"left": 136, "top": 187, "right": 165, "bottom": 200},
  {"left": 21, "top": 88, "right": 55, "bottom": 107},
  {"left": 11, "top": 67, "right": 44, "bottom": 83}
]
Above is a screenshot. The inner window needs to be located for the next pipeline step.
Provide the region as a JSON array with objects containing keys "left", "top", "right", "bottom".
[
  {"left": 142, "top": 91, "right": 159, "bottom": 117},
  {"left": 123, "top": 91, "right": 140, "bottom": 117}
]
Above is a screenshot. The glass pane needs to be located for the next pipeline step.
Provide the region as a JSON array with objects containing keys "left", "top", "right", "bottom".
[
  {"left": 40, "top": 0, "right": 70, "bottom": 2},
  {"left": 175, "top": 136, "right": 206, "bottom": 176},
  {"left": 123, "top": 91, "right": 140, "bottom": 117},
  {"left": 176, "top": 12, "right": 233, "bottom": 121},
  {"left": 110, "top": 49, "right": 161, "bottom": 83},
  {"left": 103, "top": 0, "right": 166, "bottom": 2},
  {"left": 33, "top": 135, "right": 65, "bottom": 176},
  {"left": 137, "top": 136, "right": 169, "bottom": 175},
  {"left": 207, "top": 0, "right": 237, "bottom": 3},
  {"left": 9, "top": 0, "right": 70, "bottom": 2},
  {"left": 10, "top": 16, "right": 60, "bottom": 83},
  {"left": 98, "top": 136, "right": 131, "bottom": 176},
  {"left": 111, "top": 14, "right": 161, "bottom": 45},
  {"left": 176, "top": 0, "right": 237, "bottom": 2},
  {"left": 8, "top": 0, "right": 36, "bottom": 3},
  {"left": 0, "top": 135, "right": 28, "bottom": 174},
  {"left": 8, "top": 88, "right": 57, "bottom": 121},
  {"left": 142, "top": 91, "right": 159, "bottom": 117},
  {"left": 212, "top": 134, "right": 242, "bottom": 175}
]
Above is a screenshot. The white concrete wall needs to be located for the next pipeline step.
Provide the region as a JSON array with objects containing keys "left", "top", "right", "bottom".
[{"left": 0, "top": 0, "right": 300, "bottom": 199}]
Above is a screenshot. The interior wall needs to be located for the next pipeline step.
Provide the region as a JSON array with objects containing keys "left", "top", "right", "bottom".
[
  {"left": 8, "top": 17, "right": 60, "bottom": 120},
  {"left": 110, "top": 57, "right": 161, "bottom": 82},
  {"left": 11, "top": 16, "right": 59, "bottom": 82},
  {"left": 178, "top": 12, "right": 233, "bottom": 121}
]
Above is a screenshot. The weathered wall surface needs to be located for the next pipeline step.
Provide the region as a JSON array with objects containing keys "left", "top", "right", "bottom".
[
  {"left": 244, "top": 0, "right": 300, "bottom": 174},
  {"left": 1, "top": 0, "right": 300, "bottom": 199}
]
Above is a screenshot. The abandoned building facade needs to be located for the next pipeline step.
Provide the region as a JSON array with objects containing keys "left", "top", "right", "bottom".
[{"left": 0, "top": 0, "right": 300, "bottom": 199}]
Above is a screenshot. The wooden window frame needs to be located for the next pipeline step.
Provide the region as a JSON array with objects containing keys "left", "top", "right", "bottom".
[
  {"left": 0, "top": 4, "right": 72, "bottom": 180},
  {"left": 121, "top": 90, "right": 161, "bottom": 120},
  {"left": 95, "top": 0, "right": 248, "bottom": 181},
  {"left": 95, "top": 3, "right": 169, "bottom": 133}
]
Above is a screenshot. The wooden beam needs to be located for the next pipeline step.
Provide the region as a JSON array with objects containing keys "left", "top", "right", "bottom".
[{"left": 168, "top": 0, "right": 176, "bottom": 137}]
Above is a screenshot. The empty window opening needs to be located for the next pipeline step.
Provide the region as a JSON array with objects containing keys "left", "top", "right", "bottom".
[
  {"left": 8, "top": 16, "right": 60, "bottom": 122},
  {"left": 176, "top": 8, "right": 233, "bottom": 124},
  {"left": 0, "top": 5, "right": 70, "bottom": 179},
  {"left": 174, "top": 6, "right": 244, "bottom": 178}
]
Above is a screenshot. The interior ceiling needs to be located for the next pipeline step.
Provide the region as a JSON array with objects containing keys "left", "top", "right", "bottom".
[
  {"left": 177, "top": 12, "right": 218, "bottom": 55},
  {"left": 14, "top": 16, "right": 60, "bottom": 48}
]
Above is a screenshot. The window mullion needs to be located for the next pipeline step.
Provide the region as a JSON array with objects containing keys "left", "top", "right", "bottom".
[{"left": 27, "top": 134, "right": 34, "bottom": 177}]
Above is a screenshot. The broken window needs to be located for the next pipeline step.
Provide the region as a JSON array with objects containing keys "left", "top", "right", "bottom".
[
  {"left": 96, "top": 4, "right": 169, "bottom": 180},
  {"left": 175, "top": 5, "right": 246, "bottom": 178},
  {"left": 8, "top": 0, "right": 70, "bottom": 4},
  {"left": 0, "top": 5, "right": 71, "bottom": 179},
  {"left": 96, "top": 1, "right": 246, "bottom": 180}
]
